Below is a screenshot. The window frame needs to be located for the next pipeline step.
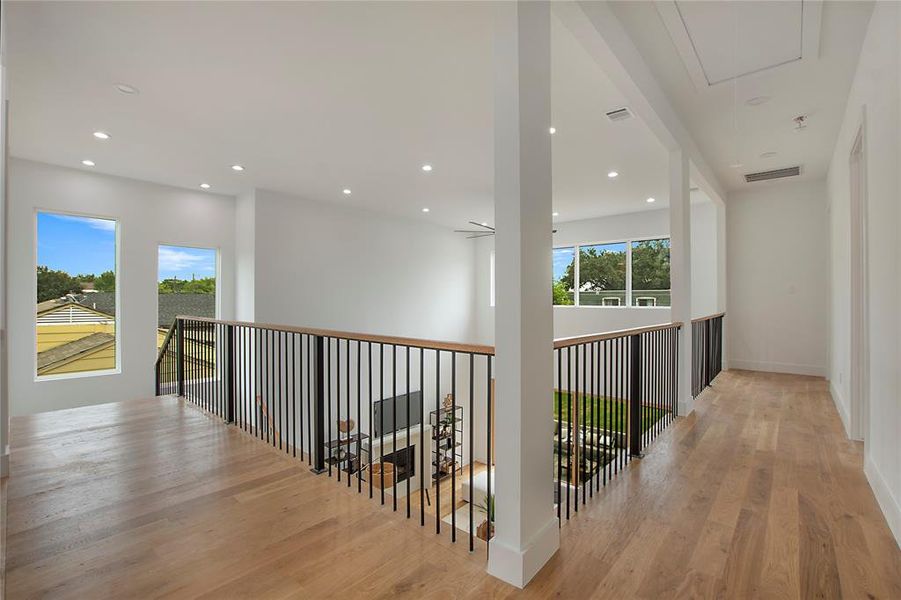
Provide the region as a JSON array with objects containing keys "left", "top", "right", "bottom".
[
  {"left": 553, "top": 234, "right": 671, "bottom": 309},
  {"left": 155, "top": 242, "right": 222, "bottom": 327},
  {"left": 34, "top": 209, "right": 122, "bottom": 382}
]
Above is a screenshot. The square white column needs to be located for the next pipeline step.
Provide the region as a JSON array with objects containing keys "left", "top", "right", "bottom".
[
  {"left": 669, "top": 149, "right": 693, "bottom": 413},
  {"left": 488, "top": 0, "right": 559, "bottom": 589}
]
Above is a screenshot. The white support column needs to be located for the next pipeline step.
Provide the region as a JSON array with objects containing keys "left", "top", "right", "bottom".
[
  {"left": 670, "top": 149, "right": 693, "bottom": 414},
  {"left": 715, "top": 201, "right": 727, "bottom": 368},
  {"left": 489, "top": 0, "right": 559, "bottom": 588}
]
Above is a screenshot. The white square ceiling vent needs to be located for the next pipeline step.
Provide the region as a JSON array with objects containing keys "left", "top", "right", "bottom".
[{"left": 656, "top": 0, "right": 822, "bottom": 89}]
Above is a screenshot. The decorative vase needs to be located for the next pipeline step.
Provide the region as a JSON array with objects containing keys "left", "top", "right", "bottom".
[{"left": 476, "top": 519, "right": 494, "bottom": 542}]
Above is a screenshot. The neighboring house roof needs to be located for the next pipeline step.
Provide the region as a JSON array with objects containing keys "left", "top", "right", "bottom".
[
  {"left": 156, "top": 294, "right": 216, "bottom": 327},
  {"left": 36, "top": 298, "right": 114, "bottom": 323},
  {"left": 37, "top": 332, "right": 115, "bottom": 374}
]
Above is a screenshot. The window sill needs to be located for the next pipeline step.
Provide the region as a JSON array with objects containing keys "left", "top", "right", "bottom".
[{"left": 35, "top": 367, "right": 121, "bottom": 383}]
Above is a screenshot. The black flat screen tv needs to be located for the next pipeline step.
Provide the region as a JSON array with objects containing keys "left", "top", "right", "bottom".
[{"left": 373, "top": 391, "right": 423, "bottom": 437}]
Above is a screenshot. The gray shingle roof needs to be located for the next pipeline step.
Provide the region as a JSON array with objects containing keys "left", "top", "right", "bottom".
[
  {"left": 78, "top": 292, "right": 215, "bottom": 328},
  {"left": 37, "top": 332, "right": 115, "bottom": 373}
]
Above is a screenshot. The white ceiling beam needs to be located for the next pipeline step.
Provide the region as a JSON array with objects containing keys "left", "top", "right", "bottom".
[{"left": 554, "top": 1, "right": 726, "bottom": 206}]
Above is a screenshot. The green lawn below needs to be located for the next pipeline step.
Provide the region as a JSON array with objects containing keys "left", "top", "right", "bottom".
[{"left": 553, "top": 391, "right": 668, "bottom": 435}]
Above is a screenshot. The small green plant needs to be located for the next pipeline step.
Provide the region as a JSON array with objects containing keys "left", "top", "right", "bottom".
[{"left": 476, "top": 493, "right": 495, "bottom": 523}]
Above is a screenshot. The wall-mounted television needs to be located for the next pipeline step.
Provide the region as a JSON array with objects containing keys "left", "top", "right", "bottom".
[{"left": 373, "top": 391, "right": 423, "bottom": 438}]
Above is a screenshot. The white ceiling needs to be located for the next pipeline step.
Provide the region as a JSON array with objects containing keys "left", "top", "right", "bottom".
[
  {"left": 609, "top": 0, "right": 874, "bottom": 191},
  {"left": 7, "top": 1, "right": 672, "bottom": 229}
]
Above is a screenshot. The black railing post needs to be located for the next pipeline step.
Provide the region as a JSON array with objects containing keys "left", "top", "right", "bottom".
[
  {"left": 311, "top": 335, "right": 327, "bottom": 474},
  {"left": 176, "top": 318, "right": 185, "bottom": 397},
  {"left": 629, "top": 333, "right": 642, "bottom": 458},
  {"left": 226, "top": 324, "right": 236, "bottom": 423}
]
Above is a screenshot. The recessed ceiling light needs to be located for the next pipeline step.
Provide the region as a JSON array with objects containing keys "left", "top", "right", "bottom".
[
  {"left": 422, "top": 207, "right": 430, "bottom": 213},
  {"left": 200, "top": 183, "right": 211, "bottom": 189},
  {"left": 745, "top": 96, "right": 770, "bottom": 106},
  {"left": 114, "top": 83, "right": 139, "bottom": 95},
  {"left": 343, "top": 189, "right": 352, "bottom": 195},
  {"left": 549, "top": 127, "right": 556, "bottom": 135},
  {"left": 730, "top": 162, "right": 744, "bottom": 169},
  {"left": 607, "top": 171, "right": 618, "bottom": 178},
  {"left": 231, "top": 165, "right": 244, "bottom": 172},
  {"left": 646, "top": 197, "right": 656, "bottom": 203},
  {"left": 81, "top": 159, "right": 95, "bottom": 167},
  {"left": 421, "top": 164, "right": 433, "bottom": 172},
  {"left": 760, "top": 151, "right": 778, "bottom": 159},
  {"left": 93, "top": 131, "right": 110, "bottom": 140},
  {"left": 552, "top": 212, "right": 559, "bottom": 217}
]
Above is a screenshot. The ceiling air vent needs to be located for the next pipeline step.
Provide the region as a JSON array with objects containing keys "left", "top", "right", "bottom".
[
  {"left": 744, "top": 166, "right": 801, "bottom": 183},
  {"left": 605, "top": 107, "right": 634, "bottom": 122}
]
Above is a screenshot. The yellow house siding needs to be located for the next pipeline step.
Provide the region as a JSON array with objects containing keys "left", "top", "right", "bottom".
[
  {"left": 40, "top": 343, "right": 117, "bottom": 375},
  {"left": 37, "top": 323, "right": 116, "bottom": 353}
]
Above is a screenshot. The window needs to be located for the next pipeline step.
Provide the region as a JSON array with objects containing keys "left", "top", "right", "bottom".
[
  {"left": 578, "top": 243, "right": 626, "bottom": 306},
  {"left": 157, "top": 245, "right": 218, "bottom": 346},
  {"left": 551, "top": 237, "right": 670, "bottom": 308},
  {"left": 36, "top": 212, "right": 118, "bottom": 378},
  {"left": 552, "top": 247, "right": 575, "bottom": 305},
  {"left": 631, "top": 238, "right": 670, "bottom": 307}
]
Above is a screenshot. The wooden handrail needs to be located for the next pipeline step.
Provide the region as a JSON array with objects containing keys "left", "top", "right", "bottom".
[
  {"left": 690, "top": 312, "right": 726, "bottom": 324},
  {"left": 176, "top": 315, "right": 497, "bottom": 356},
  {"left": 553, "top": 321, "right": 683, "bottom": 349},
  {"left": 155, "top": 319, "right": 178, "bottom": 365},
  {"left": 174, "top": 315, "right": 688, "bottom": 354}
]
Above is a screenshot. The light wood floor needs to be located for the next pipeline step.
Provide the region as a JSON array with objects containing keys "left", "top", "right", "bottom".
[{"left": 2, "top": 370, "right": 900, "bottom": 599}]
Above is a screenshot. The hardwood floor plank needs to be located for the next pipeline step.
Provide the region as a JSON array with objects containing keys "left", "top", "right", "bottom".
[{"left": 2, "top": 370, "right": 900, "bottom": 599}]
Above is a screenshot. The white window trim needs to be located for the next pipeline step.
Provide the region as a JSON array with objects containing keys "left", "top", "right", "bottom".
[
  {"left": 34, "top": 209, "right": 122, "bottom": 382},
  {"left": 553, "top": 235, "right": 671, "bottom": 309}
]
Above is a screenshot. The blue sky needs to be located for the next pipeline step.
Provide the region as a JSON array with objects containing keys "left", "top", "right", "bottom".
[
  {"left": 37, "top": 212, "right": 116, "bottom": 276},
  {"left": 37, "top": 213, "right": 216, "bottom": 281},
  {"left": 158, "top": 245, "right": 217, "bottom": 281},
  {"left": 553, "top": 242, "right": 627, "bottom": 282}
]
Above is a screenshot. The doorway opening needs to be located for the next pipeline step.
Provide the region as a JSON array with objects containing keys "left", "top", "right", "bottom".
[{"left": 849, "top": 122, "right": 868, "bottom": 442}]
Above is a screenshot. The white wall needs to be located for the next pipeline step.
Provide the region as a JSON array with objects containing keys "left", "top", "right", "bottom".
[
  {"left": 8, "top": 159, "right": 236, "bottom": 415},
  {"left": 726, "top": 179, "right": 828, "bottom": 377},
  {"left": 0, "top": 0, "right": 9, "bottom": 476},
  {"left": 235, "top": 189, "right": 255, "bottom": 321},
  {"left": 247, "top": 188, "right": 476, "bottom": 344},
  {"left": 474, "top": 204, "right": 719, "bottom": 343},
  {"left": 827, "top": 1, "right": 901, "bottom": 544}
]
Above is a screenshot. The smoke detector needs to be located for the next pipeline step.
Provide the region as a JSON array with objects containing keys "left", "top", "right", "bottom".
[{"left": 793, "top": 115, "right": 808, "bottom": 132}]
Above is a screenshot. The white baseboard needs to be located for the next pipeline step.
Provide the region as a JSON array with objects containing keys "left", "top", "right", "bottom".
[
  {"left": 829, "top": 381, "right": 851, "bottom": 438},
  {"left": 726, "top": 359, "right": 826, "bottom": 378},
  {"left": 864, "top": 454, "right": 901, "bottom": 548}
]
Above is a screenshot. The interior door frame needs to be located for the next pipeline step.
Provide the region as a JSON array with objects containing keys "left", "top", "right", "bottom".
[{"left": 849, "top": 114, "right": 869, "bottom": 442}]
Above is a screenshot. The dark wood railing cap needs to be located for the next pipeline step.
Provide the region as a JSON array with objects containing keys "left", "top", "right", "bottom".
[{"left": 690, "top": 312, "right": 726, "bottom": 324}]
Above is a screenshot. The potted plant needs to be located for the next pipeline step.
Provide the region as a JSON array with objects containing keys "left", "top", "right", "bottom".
[{"left": 475, "top": 493, "right": 495, "bottom": 541}]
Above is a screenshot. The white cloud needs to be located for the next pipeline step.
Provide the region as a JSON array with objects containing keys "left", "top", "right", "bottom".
[
  {"left": 158, "top": 246, "right": 215, "bottom": 274},
  {"left": 48, "top": 213, "right": 116, "bottom": 231}
]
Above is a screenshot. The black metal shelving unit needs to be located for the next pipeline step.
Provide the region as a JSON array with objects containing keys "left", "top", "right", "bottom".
[{"left": 430, "top": 405, "right": 463, "bottom": 482}]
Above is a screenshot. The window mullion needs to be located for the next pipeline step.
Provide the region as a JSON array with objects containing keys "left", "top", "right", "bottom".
[
  {"left": 626, "top": 240, "right": 633, "bottom": 307},
  {"left": 574, "top": 244, "right": 580, "bottom": 307}
]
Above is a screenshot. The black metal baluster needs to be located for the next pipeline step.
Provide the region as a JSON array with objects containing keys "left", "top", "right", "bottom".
[
  {"left": 468, "top": 352, "right": 474, "bottom": 551},
  {"left": 589, "top": 341, "right": 595, "bottom": 498},
  {"left": 566, "top": 346, "right": 571, "bottom": 520},
  {"left": 420, "top": 347, "right": 425, "bottom": 526},
  {"left": 556, "top": 348, "right": 562, "bottom": 522},
  {"left": 405, "top": 346, "right": 411, "bottom": 516},
  {"left": 379, "top": 343, "right": 384, "bottom": 505},
  {"left": 357, "top": 340, "right": 362, "bottom": 493},
  {"left": 327, "top": 337, "right": 333, "bottom": 475},
  {"left": 292, "top": 332, "right": 297, "bottom": 458},
  {"left": 369, "top": 342, "right": 374, "bottom": 498},
  {"left": 435, "top": 349, "right": 441, "bottom": 534},
  {"left": 392, "top": 344, "right": 397, "bottom": 511},
  {"left": 486, "top": 355, "right": 492, "bottom": 556},
  {"left": 451, "top": 351, "right": 457, "bottom": 538},
  {"left": 345, "top": 339, "right": 351, "bottom": 486},
  {"left": 581, "top": 343, "right": 587, "bottom": 505},
  {"left": 336, "top": 339, "right": 342, "bottom": 483}
]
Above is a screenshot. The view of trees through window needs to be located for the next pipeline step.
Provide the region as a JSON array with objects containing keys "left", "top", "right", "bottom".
[
  {"left": 36, "top": 212, "right": 118, "bottom": 377},
  {"left": 157, "top": 245, "right": 217, "bottom": 347},
  {"left": 631, "top": 238, "right": 671, "bottom": 306},
  {"left": 551, "top": 237, "right": 670, "bottom": 307}
]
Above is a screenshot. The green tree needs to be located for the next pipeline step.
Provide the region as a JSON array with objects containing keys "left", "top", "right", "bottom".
[
  {"left": 36, "top": 266, "right": 82, "bottom": 302},
  {"left": 95, "top": 270, "right": 116, "bottom": 292},
  {"left": 631, "top": 239, "right": 670, "bottom": 290},
  {"left": 569, "top": 246, "right": 626, "bottom": 292},
  {"left": 158, "top": 276, "right": 216, "bottom": 294},
  {"left": 552, "top": 281, "right": 573, "bottom": 305}
]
